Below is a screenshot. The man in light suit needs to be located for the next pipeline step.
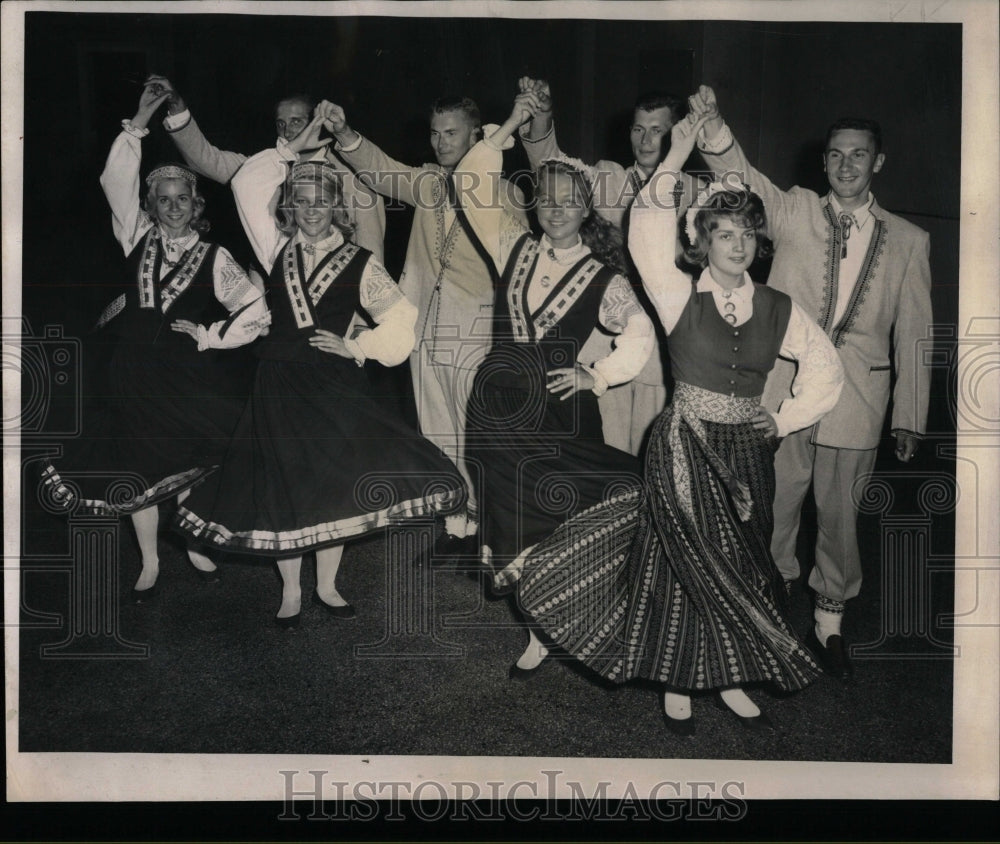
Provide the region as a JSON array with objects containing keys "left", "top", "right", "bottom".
[
  {"left": 319, "top": 96, "right": 528, "bottom": 556},
  {"left": 145, "top": 76, "right": 386, "bottom": 261},
  {"left": 691, "top": 85, "right": 933, "bottom": 678}
]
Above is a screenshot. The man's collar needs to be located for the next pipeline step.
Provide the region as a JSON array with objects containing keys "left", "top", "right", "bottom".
[{"left": 828, "top": 191, "right": 876, "bottom": 229}]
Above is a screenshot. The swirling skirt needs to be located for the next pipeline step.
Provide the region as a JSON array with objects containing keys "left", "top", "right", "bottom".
[
  {"left": 40, "top": 340, "right": 251, "bottom": 515},
  {"left": 465, "top": 380, "right": 641, "bottom": 592},
  {"left": 175, "top": 358, "right": 463, "bottom": 555},
  {"left": 516, "top": 405, "right": 821, "bottom": 692}
]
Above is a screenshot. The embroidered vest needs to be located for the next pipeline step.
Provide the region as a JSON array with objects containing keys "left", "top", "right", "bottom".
[
  {"left": 256, "top": 239, "right": 370, "bottom": 362},
  {"left": 98, "top": 230, "right": 223, "bottom": 345},
  {"left": 669, "top": 283, "right": 792, "bottom": 398},
  {"left": 482, "top": 233, "right": 616, "bottom": 391}
]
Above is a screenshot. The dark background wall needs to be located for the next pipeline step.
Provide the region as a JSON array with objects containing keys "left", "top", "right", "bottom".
[{"left": 19, "top": 12, "right": 960, "bottom": 377}]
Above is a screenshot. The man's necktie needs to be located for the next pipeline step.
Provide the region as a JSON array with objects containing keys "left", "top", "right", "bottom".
[{"left": 839, "top": 213, "right": 855, "bottom": 259}]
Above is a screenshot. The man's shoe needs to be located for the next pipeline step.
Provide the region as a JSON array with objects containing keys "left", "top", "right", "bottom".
[{"left": 806, "top": 629, "right": 854, "bottom": 679}]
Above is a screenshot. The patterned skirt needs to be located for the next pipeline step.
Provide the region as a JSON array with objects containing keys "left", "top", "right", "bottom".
[{"left": 516, "top": 383, "right": 820, "bottom": 692}]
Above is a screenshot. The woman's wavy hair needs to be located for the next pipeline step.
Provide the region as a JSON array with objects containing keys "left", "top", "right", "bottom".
[
  {"left": 276, "top": 162, "right": 355, "bottom": 240},
  {"left": 534, "top": 161, "right": 627, "bottom": 275},
  {"left": 682, "top": 188, "right": 773, "bottom": 268},
  {"left": 144, "top": 163, "right": 210, "bottom": 234}
]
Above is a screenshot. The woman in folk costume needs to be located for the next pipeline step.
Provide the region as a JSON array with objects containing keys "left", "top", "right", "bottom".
[
  {"left": 454, "top": 92, "right": 655, "bottom": 633},
  {"left": 41, "top": 82, "right": 268, "bottom": 601},
  {"left": 513, "top": 109, "right": 846, "bottom": 733},
  {"left": 176, "top": 112, "right": 462, "bottom": 628}
]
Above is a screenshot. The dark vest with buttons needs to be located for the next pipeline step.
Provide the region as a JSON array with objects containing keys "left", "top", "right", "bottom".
[{"left": 669, "top": 282, "right": 792, "bottom": 398}]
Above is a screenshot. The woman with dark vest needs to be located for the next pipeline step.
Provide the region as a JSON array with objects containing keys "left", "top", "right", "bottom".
[
  {"left": 41, "top": 82, "right": 268, "bottom": 601},
  {"left": 452, "top": 94, "right": 655, "bottom": 625},
  {"left": 512, "top": 110, "right": 845, "bottom": 734},
  {"left": 175, "top": 113, "right": 462, "bottom": 628}
]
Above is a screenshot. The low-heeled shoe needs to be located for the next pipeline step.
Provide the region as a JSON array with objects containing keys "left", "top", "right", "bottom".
[
  {"left": 274, "top": 612, "right": 301, "bottom": 630},
  {"left": 194, "top": 566, "right": 222, "bottom": 584},
  {"left": 661, "top": 709, "right": 696, "bottom": 737},
  {"left": 713, "top": 695, "right": 774, "bottom": 731},
  {"left": 507, "top": 658, "right": 546, "bottom": 681},
  {"left": 312, "top": 589, "right": 356, "bottom": 620},
  {"left": 131, "top": 582, "right": 158, "bottom": 604},
  {"left": 805, "top": 629, "right": 854, "bottom": 679}
]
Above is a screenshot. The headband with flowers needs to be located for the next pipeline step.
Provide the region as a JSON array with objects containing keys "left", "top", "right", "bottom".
[{"left": 538, "top": 154, "right": 598, "bottom": 191}]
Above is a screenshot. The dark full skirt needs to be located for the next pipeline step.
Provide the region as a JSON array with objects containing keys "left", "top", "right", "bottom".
[
  {"left": 516, "top": 405, "right": 821, "bottom": 692},
  {"left": 175, "top": 357, "right": 463, "bottom": 555},
  {"left": 465, "top": 378, "right": 641, "bottom": 592},
  {"left": 40, "top": 334, "right": 253, "bottom": 515}
]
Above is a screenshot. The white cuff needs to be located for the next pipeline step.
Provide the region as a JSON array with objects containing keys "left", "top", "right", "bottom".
[
  {"left": 275, "top": 137, "right": 298, "bottom": 161},
  {"left": 121, "top": 119, "right": 149, "bottom": 139},
  {"left": 697, "top": 122, "right": 733, "bottom": 154},
  {"left": 163, "top": 109, "right": 191, "bottom": 131},
  {"left": 582, "top": 362, "right": 609, "bottom": 397},
  {"left": 335, "top": 133, "right": 364, "bottom": 154},
  {"left": 482, "top": 124, "right": 515, "bottom": 151},
  {"left": 344, "top": 336, "right": 366, "bottom": 366}
]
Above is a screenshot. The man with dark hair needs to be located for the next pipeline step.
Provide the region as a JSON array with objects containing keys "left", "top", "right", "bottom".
[
  {"left": 318, "top": 96, "right": 528, "bottom": 554},
  {"left": 146, "top": 77, "right": 386, "bottom": 260},
  {"left": 691, "top": 85, "right": 933, "bottom": 679},
  {"left": 515, "top": 78, "right": 692, "bottom": 456}
]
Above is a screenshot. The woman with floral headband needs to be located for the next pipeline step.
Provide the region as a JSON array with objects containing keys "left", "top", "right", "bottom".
[
  {"left": 451, "top": 91, "right": 655, "bottom": 648},
  {"left": 176, "top": 112, "right": 462, "bottom": 628},
  {"left": 511, "top": 107, "right": 846, "bottom": 734},
  {"left": 41, "top": 81, "right": 269, "bottom": 601}
]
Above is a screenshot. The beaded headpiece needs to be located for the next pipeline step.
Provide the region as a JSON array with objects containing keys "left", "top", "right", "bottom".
[
  {"left": 145, "top": 164, "right": 198, "bottom": 187},
  {"left": 289, "top": 161, "right": 341, "bottom": 185}
]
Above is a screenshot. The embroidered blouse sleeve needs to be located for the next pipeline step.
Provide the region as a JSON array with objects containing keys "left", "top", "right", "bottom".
[
  {"left": 192, "top": 248, "right": 271, "bottom": 351},
  {"left": 343, "top": 256, "right": 417, "bottom": 367},
  {"left": 230, "top": 148, "right": 291, "bottom": 274},
  {"left": 771, "top": 301, "right": 845, "bottom": 437},
  {"left": 99, "top": 130, "right": 154, "bottom": 255},
  {"left": 452, "top": 138, "right": 530, "bottom": 272},
  {"left": 587, "top": 274, "right": 655, "bottom": 393},
  {"left": 628, "top": 164, "right": 694, "bottom": 335}
]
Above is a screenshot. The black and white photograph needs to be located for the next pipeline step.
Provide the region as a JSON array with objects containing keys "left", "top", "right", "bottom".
[{"left": 2, "top": 0, "right": 997, "bottom": 828}]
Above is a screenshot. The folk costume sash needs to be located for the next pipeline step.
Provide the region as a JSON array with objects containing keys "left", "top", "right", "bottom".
[
  {"left": 819, "top": 202, "right": 887, "bottom": 349},
  {"left": 283, "top": 240, "right": 361, "bottom": 329}
]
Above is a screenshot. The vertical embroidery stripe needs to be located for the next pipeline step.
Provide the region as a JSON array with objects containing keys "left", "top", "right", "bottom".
[
  {"left": 507, "top": 237, "right": 539, "bottom": 343},
  {"left": 832, "top": 217, "right": 886, "bottom": 348},
  {"left": 283, "top": 244, "right": 313, "bottom": 329},
  {"left": 160, "top": 242, "right": 212, "bottom": 312},
  {"left": 137, "top": 231, "right": 158, "bottom": 310},
  {"left": 819, "top": 203, "right": 842, "bottom": 333}
]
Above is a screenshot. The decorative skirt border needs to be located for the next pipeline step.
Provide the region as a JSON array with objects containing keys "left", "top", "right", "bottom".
[
  {"left": 40, "top": 463, "right": 213, "bottom": 516},
  {"left": 175, "top": 487, "right": 463, "bottom": 556}
]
